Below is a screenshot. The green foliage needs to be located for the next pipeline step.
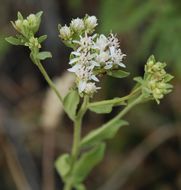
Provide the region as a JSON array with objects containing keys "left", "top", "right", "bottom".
[
  {"left": 107, "top": 70, "right": 130, "bottom": 78},
  {"left": 99, "top": 0, "right": 181, "bottom": 76},
  {"left": 5, "top": 36, "right": 23, "bottom": 45},
  {"left": 72, "top": 143, "right": 106, "bottom": 184},
  {"left": 88, "top": 97, "right": 126, "bottom": 114},
  {"left": 38, "top": 35, "right": 47, "bottom": 43},
  {"left": 37, "top": 51, "right": 52, "bottom": 60},
  {"left": 81, "top": 119, "right": 128, "bottom": 148},
  {"left": 63, "top": 90, "right": 80, "bottom": 121},
  {"left": 88, "top": 103, "right": 113, "bottom": 114},
  {"left": 55, "top": 154, "right": 71, "bottom": 182}
]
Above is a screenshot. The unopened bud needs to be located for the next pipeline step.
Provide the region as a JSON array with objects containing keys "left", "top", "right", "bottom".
[
  {"left": 85, "top": 16, "right": 97, "bottom": 31},
  {"left": 59, "top": 25, "right": 72, "bottom": 40},
  {"left": 70, "top": 18, "right": 85, "bottom": 32}
]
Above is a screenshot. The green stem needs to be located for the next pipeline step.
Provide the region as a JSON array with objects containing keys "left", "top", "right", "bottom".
[
  {"left": 103, "top": 95, "right": 144, "bottom": 128},
  {"left": 88, "top": 87, "right": 141, "bottom": 108},
  {"left": 36, "top": 60, "right": 63, "bottom": 103},
  {"left": 64, "top": 96, "right": 89, "bottom": 190}
]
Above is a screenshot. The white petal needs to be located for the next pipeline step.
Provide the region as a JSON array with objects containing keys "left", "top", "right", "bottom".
[
  {"left": 91, "top": 75, "right": 99, "bottom": 82},
  {"left": 78, "top": 81, "right": 87, "bottom": 93},
  {"left": 69, "top": 58, "right": 79, "bottom": 65},
  {"left": 118, "top": 62, "right": 126, "bottom": 68},
  {"left": 71, "top": 51, "right": 81, "bottom": 56},
  {"left": 104, "top": 64, "right": 113, "bottom": 70}
]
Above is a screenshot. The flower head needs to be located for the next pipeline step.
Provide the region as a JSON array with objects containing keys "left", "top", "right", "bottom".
[
  {"left": 59, "top": 25, "right": 72, "bottom": 40},
  {"left": 12, "top": 12, "right": 43, "bottom": 38},
  {"left": 58, "top": 15, "right": 127, "bottom": 96},
  {"left": 84, "top": 15, "right": 98, "bottom": 33},
  {"left": 70, "top": 18, "right": 85, "bottom": 32},
  {"left": 135, "top": 55, "right": 173, "bottom": 104}
]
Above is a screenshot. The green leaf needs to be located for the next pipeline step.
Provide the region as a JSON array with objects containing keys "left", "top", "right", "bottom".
[
  {"left": 107, "top": 70, "right": 130, "bottom": 78},
  {"left": 89, "top": 103, "right": 113, "bottom": 114},
  {"left": 5, "top": 36, "right": 23, "bottom": 45},
  {"left": 147, "top": 55, "right": 155, "bottom": 64},
  {"left": 88, "top": 98, "right": 126, "bottom": 114},
  {"left": 37, "top": 51, "right": 52, "bottom": 60},
  {"left": 133, "top": 76, "right": 144, "bottom": 84},
  {"left": 75, "top": 184, "right": 86, "bottom": 190},
  {"left": 164, "top": 74, "right": 174, "bottom": 82},
  {"left": 72, "top": 143, "right": 106, "bottom": 184},
  {"left": 63, "top": 90, "right": 80, "bottom": 121},
  {"left": 38, "top": 35, "right": 47, "bottom": 43},
  {"left": 81, "top": 119, "right": 128, "bottom": 148},
  {"left": 36, "top": 11, "right": 43, "bottom": 18},
  {"left": 17, "top": 12, "right": 23, "bottom": 20},
  {"left": 55, "top": 154, "right": 71, "bottom": 181}
]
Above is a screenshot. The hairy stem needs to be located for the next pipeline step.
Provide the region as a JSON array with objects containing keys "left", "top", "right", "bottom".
[
  {"left": 64, "top": 96, "right": 89, "bottom": 190},
  {"left": 103, "top": 95, "right": 144, "bottom": 128},
  {"left": 88, "top": 87, "right": 141, "bottom": 108},
  {"left": 36, "top": 60, "right": 63, "bottom": 103}
]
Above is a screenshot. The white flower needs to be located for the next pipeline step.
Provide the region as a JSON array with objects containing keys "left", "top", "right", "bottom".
[
  {"left": 27, "top": 14, "right": 37, "bottom": 27},
  {"left": 73, "top": 33, "right": 97, "bottom": 52},
  {"left": 94, "top": 34, "right": 108, "bottom": 51},
  {"left": 59, "top": 25, "right": 72, "bottom": 40},
  {"left": 85, "top": 16, "right": 98, "bottom": 31},
  {"left": 70, "top": 18, "right": 85, "bottom": 32},
  {"left": 109, "top": 46, "right": 126, "bottom": 68},
  {"left": 108, "top": 33, "right": 120, "bottom": 49},
  {"left": 66, "top": 30, "right": 126, "bottom": 95},
  {"left": 96, "top": 51, "right": 109, "bottom": 63},
  {"left": 78, "top": 80, "right": 87, "bottom": 93},
  {"left": 84, "top": 82, "right": 100, "bottom": 94}
]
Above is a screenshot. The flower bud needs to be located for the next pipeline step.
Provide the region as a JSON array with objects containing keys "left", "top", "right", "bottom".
[
  {"left": 84, "top": 82, "right": 98, "bottom": 94},
  {"left": 70, "top": 18, "right": 85, "bottom": 32},
  {"left": 26, "top": 37, "right": 41, "bottom": 49},
  {"left": 27, "top": 14, "right": 37, "bottom": 27},
  {"left": 15, "top": 20, "right": 22, "bottom": 29},
  {"left": 22, "top": 19, "right": 29, "bottom": 27},
  {"left": 59, "top": 25, "right": 72, "bottom": 40},
  {"left": 85, "top": 16, "right": 97, "bottom": 31}
]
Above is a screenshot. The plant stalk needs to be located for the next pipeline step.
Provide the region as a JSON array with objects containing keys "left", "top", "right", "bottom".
[
  {"left": 36, "top": 60, "right": 63, "bottom": 103},
  {"left": 64, "top": 96, "right": 89, "bottom": 190},
  {"left": 103, "top": 95, "right": 144, "bottom": 128}
]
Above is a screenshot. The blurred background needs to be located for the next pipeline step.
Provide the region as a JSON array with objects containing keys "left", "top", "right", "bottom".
[{"left": 0, "top": 0, "right": 180, "bottom": 190}]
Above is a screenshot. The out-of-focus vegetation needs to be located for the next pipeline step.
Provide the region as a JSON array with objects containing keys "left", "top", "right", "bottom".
[
  {"left": 0, "top": 0, "right": 180, "bottom": 190},
  {"left": 99, "top": 0, "right": 181, "bottom": 77}
]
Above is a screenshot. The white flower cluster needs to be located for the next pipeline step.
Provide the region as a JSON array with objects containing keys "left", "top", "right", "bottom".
[{"left": 59, "top": 15, "right": 126, "bottom": 95}]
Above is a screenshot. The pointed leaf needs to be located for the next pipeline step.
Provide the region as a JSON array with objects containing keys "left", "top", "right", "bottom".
[
  {"left": 63, "top": 90, "right": 80, "bottom": 121},
  {"left": 38, "top": 35, "right": 47, "bottom": 43},
  {"left": 72, "top": 143, "right": 106, "bottom": 184},
  {"left": 55, "top": 154, "right": 71, "bottom": 181},
  {"left": 17, "top": 12, "right": 23, "bottom": 20},
  {"left": 89, "top": 103, "right": 113, "bottom": 114},
  {"left": 37, "top": 51, "right": 52, "bottom": 60},
  {"left": 36, "top": 11, "right": 43, "bottom": 18},
  {"left": 81, "top": 119, "right": 128, "bottom": 148},
  {"left": 88, "top": 98, "right": 126, "bottom": 114},
  {"left": 107, "top": 70, "right": 130, "bottom": 78},
  {"left": 5, "top": 36, "right": 23, "bottom": 45},
  {"left": 133, "top": 76, "right": 144, "bottom": 84}
]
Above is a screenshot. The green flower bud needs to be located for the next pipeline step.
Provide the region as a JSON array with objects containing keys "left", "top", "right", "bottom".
[
  {"left": 70, "top": 18, "right": 85, "bottom": 32},
  {"left": 59, "top": 25, "right": 72, "bottom": 40}
]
